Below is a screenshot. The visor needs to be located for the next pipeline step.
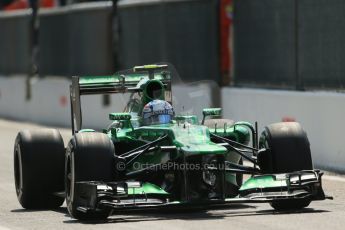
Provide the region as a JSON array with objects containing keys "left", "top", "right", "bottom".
[{"left": 143, "top": 114, "right": 172, "bottom": 125}]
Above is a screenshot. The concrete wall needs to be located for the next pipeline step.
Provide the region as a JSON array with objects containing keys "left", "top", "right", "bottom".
[
  {"left": 222, "top": 87, "right": 345, "bottom": 173},
  {"left": 0, "top": 76, "right": 27, "bottom": 120},
  {"left": 1, "top": 76, "right": 344, "bottom": 172},
  {"left": 0, "top": 76, "right": 216, "bottom": 129},
  {"left": 0, "top": 76, "right": 131, "bottom": 128}
]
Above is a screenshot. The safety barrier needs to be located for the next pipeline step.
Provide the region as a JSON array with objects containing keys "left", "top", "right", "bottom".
[
  {"left": 1, "top": 75, "right": 345, "bottom": 172},
  {"left": 39, "top": 2, "right": 114, "bottom": 76},
  {"left": 118, "top": 0, "right": 220, "bottom": 82},
  {"left": 0, "top": 76, "right": 218, "bottom": 129},
  {"left": 222, "top": 87, "right": 345, "bottom": 173},
  {"left": 0, "top": 1, "right": 220, "bottom": 83},
  {"left": 2, "top": 0, "right": 345, "bottom": 89},
  {"left": 0, "top": 10, "right": 32, "bottom": 75},
  {"left": 234, "top": 0, "right": 345, "bottom": 90},
  {"left": 0, "top": 75, "right": 28, "bottom": 120}
]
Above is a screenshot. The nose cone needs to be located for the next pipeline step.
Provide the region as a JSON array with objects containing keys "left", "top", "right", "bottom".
[{"left": 172, "top": 123, "right": 227, "bottom": 156}]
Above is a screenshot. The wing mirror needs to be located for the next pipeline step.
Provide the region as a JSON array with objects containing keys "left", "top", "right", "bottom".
[
  {"left": 109, "top": 113, "right": 132, "bottom": 121},
  {"left": 201, "top": 108, "right": 222, "bottom": 125},
  {"left": 109, "top": 113, "right": 133, "bottom": 131}
]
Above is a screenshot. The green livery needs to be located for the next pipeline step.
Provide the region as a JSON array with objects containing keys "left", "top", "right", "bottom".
[{"left": 13, "top": 63, "right": 329, "bottom": 221}]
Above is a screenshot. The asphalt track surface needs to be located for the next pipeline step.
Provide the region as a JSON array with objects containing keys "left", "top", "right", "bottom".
[{"left": 0, "top": 119, "right": 344, "bottom": 230}]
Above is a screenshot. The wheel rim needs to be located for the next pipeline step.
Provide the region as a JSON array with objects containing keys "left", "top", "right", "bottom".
[
  {"left": 65, "top": 153, "right": 74, "bottom": 211},
  {"left": 66, "top": 156, "right": 71, "bottom": 198},
  {"left": 14, "top": 145, "right": 23, "bottom": 198}
]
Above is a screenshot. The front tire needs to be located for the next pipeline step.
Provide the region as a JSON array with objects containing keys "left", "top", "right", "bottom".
[
  {"left": 258, "top": 122, "right": 313, "bottom": 174},
  {"left": 258, "top": 122, "right": 313, "bottom": 210},
  {"left": 14, "top": 129, "right": 65, "bottom": 209},
  {"left": 65, "top": 132, "right": 115, "bottom": 220}
]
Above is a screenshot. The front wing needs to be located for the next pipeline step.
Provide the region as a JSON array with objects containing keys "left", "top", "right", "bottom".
[{"left": 73, "top": 170, "right": 331, "bottom": 213}]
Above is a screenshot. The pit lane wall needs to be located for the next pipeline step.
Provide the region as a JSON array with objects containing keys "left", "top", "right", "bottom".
[
  {"left": 221, "top": 87, "right": 345, "bottom": 173},
  {"left": 0, "top": 75, "right": 218, "bottom": 129},
  {"left": 1, "top": 76, "right": 344, "bottom": 172}
]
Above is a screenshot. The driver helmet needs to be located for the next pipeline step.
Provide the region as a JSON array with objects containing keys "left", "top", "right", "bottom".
[{"left": 142, "top": 100, "right": 174, "bottom": 125}]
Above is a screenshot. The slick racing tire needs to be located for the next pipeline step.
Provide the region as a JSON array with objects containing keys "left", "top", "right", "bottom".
[
  {"left": 14, "top": 129, "right": 65, "bottom": 209},
  {"left": 270, "top": 198, "right": 311, "bottom": 211},
  {"left": 65, "top": 132, "right": 115, "bottom": 220},
  {"left": 258, "top": 122, "right": 313, "bottom": 174},
  {"left": 258, "top": 122, "right": 313, "bottom": 210}
]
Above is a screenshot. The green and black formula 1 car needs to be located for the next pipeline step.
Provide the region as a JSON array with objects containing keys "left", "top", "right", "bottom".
[{"left": 14, "top": 64, "right": 330, "bottom": 220}]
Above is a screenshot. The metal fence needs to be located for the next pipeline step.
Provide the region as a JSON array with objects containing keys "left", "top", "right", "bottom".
[
  {"left": 298, "top": 0, "right": 345, "bottom": 89},
  {"left": 0, "top": 10, "right": 32, "bottom": 75},
  {"left": 39, "top": 2, "right": 114, "bottom": 76},
  {"left": 234, "top": 0, "right": 345, "bottom": 90},
  {"left": 2, "top": 0, "right": 345, "bottom": 89},
  {"left": 234, "top": 0, "right": 296, "bottom": 88},
  {"left": 0, "top": 0, "right": 220, "bottom": 83},
  {"left": 118, "top": 0, "right": 220, "bottom": 82},
  {"left": 38, "top": 8, "right": 70, "bottom": 76}
]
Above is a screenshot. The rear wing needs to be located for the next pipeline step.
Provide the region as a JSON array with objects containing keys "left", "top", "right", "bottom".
[{"left": 70, "top": 65, "right": 171, "bottom": 133}]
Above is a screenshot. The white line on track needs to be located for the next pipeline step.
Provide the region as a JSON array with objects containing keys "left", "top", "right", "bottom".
[{"left": 323, "top": 175, "right": 345, "bottom": 183}]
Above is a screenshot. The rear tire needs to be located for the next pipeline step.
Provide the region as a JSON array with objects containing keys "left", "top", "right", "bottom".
[
  {"left": 65, "top": 132, "right": 115, "bottom": 220},
  {"left": 258, "top": 122, "right": 312, "bottom": 210},
  {"left": 14, "top": 129, "right": 65, "bottom": 209}
]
